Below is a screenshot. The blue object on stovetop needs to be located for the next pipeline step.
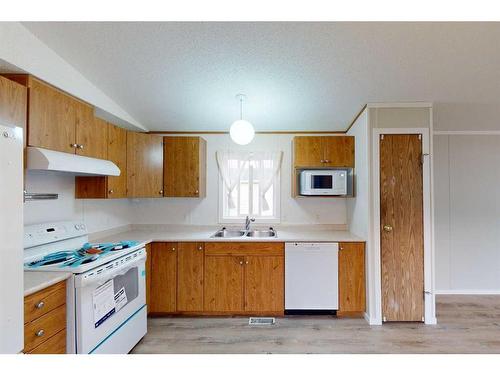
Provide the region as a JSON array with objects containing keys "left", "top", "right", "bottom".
[{"left": 25, "top": 241, "right": 139, "bottom": 269}]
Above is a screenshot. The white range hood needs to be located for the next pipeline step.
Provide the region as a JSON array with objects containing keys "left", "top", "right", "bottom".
[{"left": 27, "top": 146, "right": 120, "bottom": 176}]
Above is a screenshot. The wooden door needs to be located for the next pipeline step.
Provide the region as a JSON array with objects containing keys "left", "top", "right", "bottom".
[
  {"left": 380, "top": 134, "right": 424, "bottom": 322},
  {"left": 293, "top": 136, "right": 324, "bottom": 167},
  {"left": 164, "top": 137, "right": 205, "bottom": 197},
  {"left": 338, "top": 242, "right": 366, "bottom": 315},
  {"left": 244, "top": 255, "right": 284, "bottom": 313},
  {"left": 323, "top": 136, "right": 355, "bottom": 167},
  {"left": 204, "top": 256, "right": 244, "bottom": 312},
  {"left": 106, "top": 123, "right": 127, "bottom": 198},
  {"left": 28, "top": 77, "right": 76, "bottom": 154},
  {"left": 75, "top": 107, "right": 107, "bottom": 159},
  {"left": 127, "top": 132, "right": 164, "bottom": 198},
  {"left": 177, "top": 242, "right": 204, "bottom": 311},
  {"left": 150, "top": 242, "right": 177, "bottom": 313}
]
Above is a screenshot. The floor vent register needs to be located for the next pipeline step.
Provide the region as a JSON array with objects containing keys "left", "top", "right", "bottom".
[{"left": 248, "top": 317, "right": 276, "bottom": 326}]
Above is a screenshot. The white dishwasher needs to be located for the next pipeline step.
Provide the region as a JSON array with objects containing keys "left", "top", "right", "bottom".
[{"left": 285, "top": 242, "right": 339, "bottom": 312}]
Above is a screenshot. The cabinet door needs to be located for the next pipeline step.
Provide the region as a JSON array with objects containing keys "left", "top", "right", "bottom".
[
  {"left": 75, "top": 112, "right": 108, "bottom": 159},
  {"left": 0, "top": 75, "right": 27, "bottom": 131},
  {"left": 177, "top": 242, "right": 204, "bottom": 311},
  {"left": 338, "top": 242, "right": 365, "bottom": 314},
  {"left": 106, "top": 123, "right": 127, "bottom": 198},
  {"left": 150, "top": 242, "right": 177, "bottom": 313},
  {"left": 293, "top": 136, "right": 324, "bottom": 167},
  {"left": 28, "top": 77, "right": 76, "bottom": 154},
  {"left": 322, "top": 136, "right": 355, "bottom": 167},
  {"left": 204, "top": 256, "right": 244, "bottom": 312},
  {"left": 164, "top": 136, "right": 206, "bottom": 197},
  {"left": 127, "top": 132, "right": 164, "bottom": 198},
  {"left": 244, "top": 255, "right": 284, "bottom": 313}
]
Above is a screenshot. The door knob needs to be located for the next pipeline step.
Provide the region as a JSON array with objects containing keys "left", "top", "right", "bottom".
[{"left": 383, "top": 224, "right": 393, "bottom": 232}]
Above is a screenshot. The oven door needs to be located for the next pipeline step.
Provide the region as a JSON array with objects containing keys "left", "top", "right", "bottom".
[{"left": 74, "top": 250, "right": 146, "bottom": 353}]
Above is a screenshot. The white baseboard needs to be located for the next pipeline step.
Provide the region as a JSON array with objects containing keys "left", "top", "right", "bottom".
[{"left": 435, "top": 289, "right": 500, "bottom": 295}]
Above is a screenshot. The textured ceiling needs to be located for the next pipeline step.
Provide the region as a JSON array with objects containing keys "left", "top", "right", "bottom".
[{"left": 22, "top": 22, "right": 500, "bottom": 131}]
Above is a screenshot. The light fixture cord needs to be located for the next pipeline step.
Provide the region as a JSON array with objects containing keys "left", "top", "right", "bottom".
[{"left": 240, "top": 96, "right": 243, "bottom": 120}]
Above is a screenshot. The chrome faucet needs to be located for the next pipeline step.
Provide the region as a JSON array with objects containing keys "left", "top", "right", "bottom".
[{"left": 245, "top": 216, "right": 255, "bottom": 231}]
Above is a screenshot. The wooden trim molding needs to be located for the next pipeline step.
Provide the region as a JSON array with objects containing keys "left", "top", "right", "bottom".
[
  {"left": 345, "top": 104, "right": 367, "bottom": 134},
  {"left": 149, "top": 130, "right": 346, "bottom": 135}
]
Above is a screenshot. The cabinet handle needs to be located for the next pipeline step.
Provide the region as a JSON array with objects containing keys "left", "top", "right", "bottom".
[
  {"left": 171, "top": 247, "right": 176, "bottom": 251},
  {"left": 159, "top": 190, "right": 164, "bottom": 195},
  {"left": 77, "top": 144, "right": 84, "bottom": 149},
  {"left": 320, "top": 159, "right": 325, "bottom": 163},
  {"left": 35, "top": 301, "right": 45, "bottom": 309},
  {"left": 245, "top": 261, "right": 249, "bottom": 265},
  {"left": 195, "top": 190, "right": 199, "bottom": 194},
  {"left": 239, "top": 261, "right": 243, "bottom": 265},
  {"left": 35, "top": 329, "right": 45, "bottom": 337},
  {"left": 70, "top": 143, "right": 78, "bottom": 148},
  {"left": 198, "top": 246, "right": 203, "bottom": 251},
  {"left": 108, "top": 189, "right": 114, "bottom": 194},
  {"left": 324, "top": 159, "right": 330, "bottom": 163}
]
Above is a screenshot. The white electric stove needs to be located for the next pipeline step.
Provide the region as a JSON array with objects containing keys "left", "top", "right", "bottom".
[{"left": 24, "top": 221, "right": 148, "bottom": 354}]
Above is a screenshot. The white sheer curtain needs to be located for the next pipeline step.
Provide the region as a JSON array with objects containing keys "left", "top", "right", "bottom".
[
  {"left": 215, "top": 151, "right": 249, "bottom": 209},
  {"left": 253, "top": 151, "right": 283, "bottom": 211},
  {"left": 216, "top": 150, "right": 283, "bottom": 212}
]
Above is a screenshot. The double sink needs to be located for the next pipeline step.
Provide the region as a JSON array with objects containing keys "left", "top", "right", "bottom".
[{"left": 211, "top": 227, "right": 277, "bottom": 238}]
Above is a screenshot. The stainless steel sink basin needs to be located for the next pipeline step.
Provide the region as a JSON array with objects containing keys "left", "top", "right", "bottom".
[
  {"left": 246, "top": 229, "right": 277, "bottom": 238},
  {"left": 211, "top": 229, "right": 246, "bottom": 238},
  {"left": 210, "top": 227, "right": 277, "bottom": 238}
]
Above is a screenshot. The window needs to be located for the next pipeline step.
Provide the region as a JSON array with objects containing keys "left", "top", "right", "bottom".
[{"left": 217, "top": 151, "right": 282, "bottom": 223}]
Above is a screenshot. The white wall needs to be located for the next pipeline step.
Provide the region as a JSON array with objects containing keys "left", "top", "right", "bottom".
[
  {"left": 132, "top": 133, "right": 347, "bottom": 226},
  {"left": 0, "top": 22, "right": 145, "bottom": 131},
  {"left": 434, "top": 134, "right": 500, "bottom": 293},
  {"left": 346, "top": 109, "right": 372, "bottom": 320},
  {"left": 24, "top": 171, "right": 131, "bottom": 234}
]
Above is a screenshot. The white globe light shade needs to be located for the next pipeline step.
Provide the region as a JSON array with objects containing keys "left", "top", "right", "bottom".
[{"left": 230, "top": 119, "right": 255, "bottom": 145}]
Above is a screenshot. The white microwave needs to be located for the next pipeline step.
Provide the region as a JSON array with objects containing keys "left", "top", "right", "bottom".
[{"left": 299, "top": 169, "right": 353, "bottom": 196}]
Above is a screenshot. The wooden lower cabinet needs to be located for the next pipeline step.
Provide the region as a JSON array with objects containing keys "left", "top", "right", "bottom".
[
  {"left": 204, "top": 255, "right": 245, "bottom": 312},
  {"left": 145, "top": 243, "right": 152, "bottom": 313},
  {"left": 338, "top": 242, "right": 366, "bottom": 316},
  {"left": 177, "top": 242, "right": 205, "bottom": 312},
  {"left": 149, "top": 242, "right": 177, "bottom": 313},
  {"left": 24, "top": 280, "right": 66, "bottom": 354},
  {"left": 244, "top": 255, "right": 284, "bottom": 313}
]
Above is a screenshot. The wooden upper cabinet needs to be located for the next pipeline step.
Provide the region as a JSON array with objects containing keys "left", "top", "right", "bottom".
[
  {"left": 75, "top": 109, "right": 107, "bottom": 159},
  {"left": 106, "top": 123, "right": 127, "bottom": 198},
  {"left": 75, "top": 121, "right": 127, "bottom": 199},
  {"left": 0, "top": 75, "right": 27, "bottom": 131},
  {"left": 127, "top": 132, "right": 164, "bottom": 198},
  {"left": 177, "top": 242, "right": 204, "bottom": 312},
  {"left": 338, "top": 242, "right": 366, "bottom": 315},
  {"left": 322, "top": 136, "right": 355, "bottom": 167},
  {"left": 149, "top": 242, "right": 177, "bottom": 313},
  {"left": 28, "top": 76, "right": 76, "bottom": 153},
  {"left": 293, "top": 136, "right": 324, "bottom": 168},
  {"left": 163, "top": 136, "right": 206, "bottom": 198},
  {"left": 293, "top": 136, "right": 355, "bottom": 168}
]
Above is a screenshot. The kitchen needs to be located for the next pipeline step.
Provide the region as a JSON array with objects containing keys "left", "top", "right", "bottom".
[{"left": 2, "top": 13, "right": 500, "bottom": 373}]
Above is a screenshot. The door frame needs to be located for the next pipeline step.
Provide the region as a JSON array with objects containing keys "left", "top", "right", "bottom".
[{"left": 372, "top": 127, "right": 436, "bottom": 324}]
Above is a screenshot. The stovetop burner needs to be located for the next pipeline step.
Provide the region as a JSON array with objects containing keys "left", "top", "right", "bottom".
[{"left": 25, "top": 241, "right": 139, "bottom": 269}]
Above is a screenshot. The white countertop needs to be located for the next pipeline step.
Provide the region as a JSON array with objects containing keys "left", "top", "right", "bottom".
[
  {"left": 24, "top": 271, "right": 72, "bottom": 296},
  {"left": 90, "top": 225, "right": 365, "bottom": 245}
]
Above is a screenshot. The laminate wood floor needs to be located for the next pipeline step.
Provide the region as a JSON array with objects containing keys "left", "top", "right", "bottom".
[{"left": 131, "top": 295, "right": 500, "bottom": 354}]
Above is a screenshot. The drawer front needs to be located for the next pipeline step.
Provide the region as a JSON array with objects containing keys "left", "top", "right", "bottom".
[
  {"left": 24, "top": 304, "right": 66, "bottom": 352},
  {"left": 24, "top": 281, "right": 66, "bottom": 324},
  {"left": 204, "top": 242, "right": 284, "bottom": 256},
  {"left": 27, "top": 329, "right": 66, "bottom": 354}
]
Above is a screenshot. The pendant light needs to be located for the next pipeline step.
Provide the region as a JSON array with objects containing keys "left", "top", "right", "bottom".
[{"left": 230, "top": 94, "right": 255, "bottom": 145}]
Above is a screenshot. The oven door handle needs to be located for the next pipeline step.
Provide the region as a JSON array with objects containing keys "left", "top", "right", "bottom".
[{"left": 74, "top": 251, "right": 146, "bottom": 288}]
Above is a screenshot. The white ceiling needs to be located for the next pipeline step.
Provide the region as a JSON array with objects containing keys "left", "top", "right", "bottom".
[{"left": 22, "top": 22, "right": 500, "bottom": 132}]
